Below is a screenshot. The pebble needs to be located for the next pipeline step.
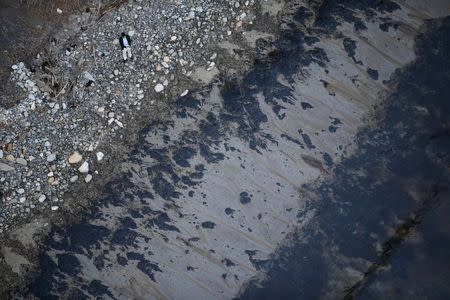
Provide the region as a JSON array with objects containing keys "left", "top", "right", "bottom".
[
  {"left": 83, "top": 71, "right": 95, "bottom": 82},
  {"left": 96, "top": 152, "right": 105, "bottom": 161},
  {"left": 38, "top": 195, "right": 46, "bottom": 203},
  {"left": 51, "top": 206, "right": 59, "bottom": 211},
  {"left": 187, "top": 11, "right": 195, "bottom": 19},
  {"left": 78, "top": 161, "right": 89, "bottom": 173},
  {"left": 16, "top": 157, "right": 28, "bottom": 166},
  {"left": 68, "top": 152, "right": 83, "bottom": 164},
  {"left": 0, "top": 162, "right": 14, "bottom": 172},
  {"left": 47, "top": 154, "right": 56, "bottom": 162},
  {"left": 85, "top": 174, "right": 93, "bottom": 183},
  {"left": 70, "top": 175, "right": 79, "bottom": 183},
  {"left": 154, "top": 84, "right": 165, "bottom": 93}
]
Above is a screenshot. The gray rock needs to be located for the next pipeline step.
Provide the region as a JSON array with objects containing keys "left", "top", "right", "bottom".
[
  {"left": 0, "top": 162, "right": 14, "bottom": 172},
  {"left": 83, "top": 71, "right": 95, "bottom": 82},
  {"left": 47, "top": 154, "right": 56, "bottom": 162},
  {"left": 16, "top": 157, "right": 28, "bottom": 166}
]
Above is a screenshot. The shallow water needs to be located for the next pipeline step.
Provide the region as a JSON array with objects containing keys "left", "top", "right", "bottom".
[{"left": 9, "top": 1, "right": 450, "bottom": 299}]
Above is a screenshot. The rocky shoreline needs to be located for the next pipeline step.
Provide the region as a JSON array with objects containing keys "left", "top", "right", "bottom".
[{"left": 0, "top": 0, "right": 265, "bottom": 235}]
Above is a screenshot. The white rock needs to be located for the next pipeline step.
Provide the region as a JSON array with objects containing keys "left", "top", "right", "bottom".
[
  {"left": 83, "top": 71, "right": 95, "bottom": 82},
  {"left": 180, "top": 89, "right": 189, "bottom": 97},
  {"left": 85, "top": 174, "right": 93, "bottom": 183},
  {"left": 17, "top": 188, "right": 25, "bottom": 194},
  {"left": 68, "top": 152, "right": 83, "bottom": 164},
  {"left": 0, "top": 150, "right": 3, "bottom": 159},
  {"left": 154, "top": 84, "right": 165, "bottom": 93},
  {"left": 38, "top": 194, "right": 46, "bottom": 203},
  {"left": 19, "top": 197, "right": 26, "bottom": 203},
  {"left": 96, "top": 152, "right": 105, "bottom": 161},
  {"left": 78, "top": 161, "right": 89, "bottom": 173},
  {"left": 70, "top": 175, "right": 79, "bottom": 183},
  {"left": 115, "top": 119, "right": 124, "bottom": 128},
  {"left": 56, "top": 8, "right": 62, "bottom": 14},
  {"left": 51, "top": 206, "right": 59, "bottom": 211}
]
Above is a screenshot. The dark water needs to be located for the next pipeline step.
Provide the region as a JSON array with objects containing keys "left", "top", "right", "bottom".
[
  {"left": 10, "top": 1, "right": 450, "bottom": 299},
  {"left": 239, "top": 16, "right": 450, "bottom": 300}
]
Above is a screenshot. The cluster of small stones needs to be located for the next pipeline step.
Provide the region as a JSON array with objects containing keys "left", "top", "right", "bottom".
[{"left": 0, "top": 0, "right": 256, "bottom": 233}]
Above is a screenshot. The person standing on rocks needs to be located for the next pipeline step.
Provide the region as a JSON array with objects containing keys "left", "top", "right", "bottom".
[{"left": 119, "top": 32, "right": 133, "bottom": 62}]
